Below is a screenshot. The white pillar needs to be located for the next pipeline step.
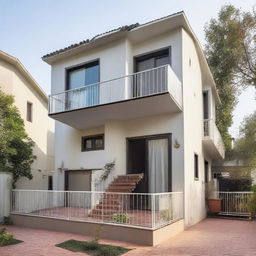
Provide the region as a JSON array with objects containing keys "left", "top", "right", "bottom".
[{"left": 0, "top": 172, "right": 13, "bottom": 222}]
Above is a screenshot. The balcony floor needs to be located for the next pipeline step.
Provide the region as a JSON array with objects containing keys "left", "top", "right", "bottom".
[{"left": 50, "top": 93, "right": 182, "bottom": 129}]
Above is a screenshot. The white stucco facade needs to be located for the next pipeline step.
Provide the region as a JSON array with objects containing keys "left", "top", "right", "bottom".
[
  {"left": 44, "top": 13, "right": 224, "bottom": 227},
  {"left": 0, "top": 51, "right": 55, "bottom": 189}
]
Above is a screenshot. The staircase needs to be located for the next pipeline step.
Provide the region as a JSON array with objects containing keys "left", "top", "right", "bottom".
[{"left": 89, "top": 173, "right": 144, "bottom": 220}]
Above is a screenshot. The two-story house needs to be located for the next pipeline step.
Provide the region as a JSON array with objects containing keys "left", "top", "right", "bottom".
[{"left": 11, "top": 12, "right": 224, "bottom": 245}]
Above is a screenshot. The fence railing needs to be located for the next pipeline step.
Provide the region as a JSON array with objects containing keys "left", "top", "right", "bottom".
[
  {"left": 11, "top": 190, "right": 183, "bottom": 230},
  {"left": 49, "top": 65, "right": 182, "bottom": 114},
  {"left": 203, "top": 119, "right": 225, "bottom": 158},
  {"left": 218, "top": 191, "right": 253, "bottom": 216}
]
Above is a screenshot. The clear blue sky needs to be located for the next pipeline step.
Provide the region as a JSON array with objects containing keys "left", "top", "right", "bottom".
[{"left": 0, "top": 0, "right": 255, "bottom": 138}]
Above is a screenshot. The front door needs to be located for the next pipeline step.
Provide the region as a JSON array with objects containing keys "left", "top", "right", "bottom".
[{"left": 127, "top": 134, "right": 171, "bottom": 193}]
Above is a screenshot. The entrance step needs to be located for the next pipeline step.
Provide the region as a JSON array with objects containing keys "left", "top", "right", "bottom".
[{"left": 88, "top": 173, "right": 144, "bottom": 218}]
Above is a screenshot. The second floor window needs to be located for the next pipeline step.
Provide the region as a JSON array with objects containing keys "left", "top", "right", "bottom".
[
  {"left": 66, "top": 60, "right": 100, "bottom": 107},
  {"left": 27, "top": 102, "right": 33, "bottom": 122},
  {"left": 67, "top": 60, "right": 100, "bottom": 90}
]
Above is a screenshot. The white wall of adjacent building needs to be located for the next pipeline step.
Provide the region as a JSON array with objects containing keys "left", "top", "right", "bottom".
[{"left": 0, "top": 56, "right": 55, "bottom": 190}]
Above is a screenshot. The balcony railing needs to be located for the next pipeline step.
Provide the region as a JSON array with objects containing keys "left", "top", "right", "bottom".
[
  {"left": 49, "top": 65, "right": 182, "bottom": 114},
  {"left": 218, "top": 191, "right": 253, "bottom": 216},
  {"left": 203, "top": 119, "right": 225, "bottom": 158},
  {"left": 11, "top": 190, "right": 183, "bottom": 230}
]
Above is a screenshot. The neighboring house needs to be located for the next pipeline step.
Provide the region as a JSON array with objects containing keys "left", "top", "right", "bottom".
[
  {"left": 213, "top": 159, "right": 256, "bottom": 190},
  {"left": 0, "top": 50, "right": 55, "bottom": 190},
  {"left": 10, "top": 12, "right": 225, "bottom": 245}
]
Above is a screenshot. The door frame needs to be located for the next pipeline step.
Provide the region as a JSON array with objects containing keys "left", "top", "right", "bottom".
[{"left": 126, "top": 133, "right": 172, "bottom": 192}]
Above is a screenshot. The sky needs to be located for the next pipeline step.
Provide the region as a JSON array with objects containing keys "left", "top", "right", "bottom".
[{"left": 0, "top": 0, "right": 255, "bottom": 138}]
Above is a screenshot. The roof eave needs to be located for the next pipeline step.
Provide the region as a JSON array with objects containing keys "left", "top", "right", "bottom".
[{"left": 0, "top": 50, "right": 48, "bottom": 102}]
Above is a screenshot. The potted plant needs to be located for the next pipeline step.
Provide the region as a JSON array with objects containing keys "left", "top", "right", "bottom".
[{"left": 206, "top": 180, "right": 222, "bottom": 213}]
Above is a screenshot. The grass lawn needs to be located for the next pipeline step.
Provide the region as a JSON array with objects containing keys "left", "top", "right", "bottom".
[
  {"left": 56, "top": 239, "right": 131, "bottom": 256},
  {"left": 0, "top": 238, "right": 23, "bottom": 247}
]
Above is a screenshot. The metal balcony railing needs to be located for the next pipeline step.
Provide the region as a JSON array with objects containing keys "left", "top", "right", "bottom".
[
  {"left": 218, "top": 191, "right": 253, "bottom": 216},
  {"left": 11, "top": 190, "right": 183, "bottom": 230},
  {"left": 49, "top": 65, "right": 182, "bottom": 114}
]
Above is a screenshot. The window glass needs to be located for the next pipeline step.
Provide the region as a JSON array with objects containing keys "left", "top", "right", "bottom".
[
  {"left": 85, "top": 139, "right": 93, "bottom": 149},
  {"left": 84, "top": 65, "right": 99, "bottom": 85},
  {"left": 68, "top": 61, "right": 99, "bottom": 90},
  {"left": 69, "top": 68, "right": 86, "bottom": 89},
  {"left": 155, "top": 55, "right": 169, "bottom": 67},
  {"left": 82, "top": 135, "right": 104, "bottom": 151},
  {"left": 95, "top": 138, "right": 103, "bottom": 148}
]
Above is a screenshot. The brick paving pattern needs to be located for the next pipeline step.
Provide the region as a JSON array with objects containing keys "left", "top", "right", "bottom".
[{"left": 0, "top": 218, "right": 255, "bottom": 256}]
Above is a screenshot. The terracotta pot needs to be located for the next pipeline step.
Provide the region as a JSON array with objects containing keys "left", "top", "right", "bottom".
[{"left": 208, "top": 198, "right": 222, "bottom": 213}]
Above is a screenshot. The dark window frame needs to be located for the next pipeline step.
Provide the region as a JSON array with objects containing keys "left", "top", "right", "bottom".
[
  {"left": 65, "top": 59, "right": 100, "bottom": 91},
  {"left": 26, "top": 101, "right": 33, "bottom": 122},
  {"left": 204, "top": 160, "right": 209, "bottom": 183},
  {"left": 194, "top": 154, "right": 199, "bottom": 180},
  {"left": 48, "top": 176, "right": 53, "bottom": 190},
  {"left": 81, "top": 134, "right": 104, "bottom": 152},
  {"left": 133, "top": 46, "right": 172, "bottom": 72}
]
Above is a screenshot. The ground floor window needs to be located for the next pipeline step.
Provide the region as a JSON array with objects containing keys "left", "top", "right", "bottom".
[{"left": 81, "top": 134, "right": 104, "bottom": 151}]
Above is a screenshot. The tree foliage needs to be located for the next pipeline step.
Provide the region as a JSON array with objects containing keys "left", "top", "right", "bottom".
[
  {"left": 232, "top": 111, "right": 256, "bottom": 169},
  {"left": 204, "top": 4, "right": 256, "bottom": 150},
  {"left": 0, "top": 89, "right": 36, "bottom": 187}
]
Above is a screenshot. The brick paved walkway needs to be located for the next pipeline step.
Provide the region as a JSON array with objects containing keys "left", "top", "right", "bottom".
[{"left": 0, "top": 218, "right": 255, "bottom": 256}]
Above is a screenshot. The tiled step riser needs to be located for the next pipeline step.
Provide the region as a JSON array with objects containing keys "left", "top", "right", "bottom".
[{"left": 89, "top": 173, "right": 144, "bottom": 218}]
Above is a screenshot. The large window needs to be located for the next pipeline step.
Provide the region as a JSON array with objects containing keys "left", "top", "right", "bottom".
[
  {"left": 134, "top": 48, "right": 171, "bottom": 97},
  {"left": 194, "top": 154, "right": 199, "bottom": 180},
  {"left": 82, "top": 134, "right": 104, "bottom": 151},
  {"left": 66, "top": 60, "right": 100, "bottom": 107},
  {"left": 67, "top": 60, "right": 100, "bottom": 90},
  {"left": 135, "top": 48, "right": 170, "bottom": 72}
]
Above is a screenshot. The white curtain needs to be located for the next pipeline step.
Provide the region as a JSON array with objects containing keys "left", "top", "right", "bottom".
[{"left": 148, "top": 138, "right": 169, "bottom": 193}]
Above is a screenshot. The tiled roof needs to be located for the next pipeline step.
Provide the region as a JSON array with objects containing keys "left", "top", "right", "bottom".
[
  {"left": 42, "top": 23, "right": 139, "bottom": 59},
  {"left": 42, "top": 11, "right": 183, "bottom": 59}
]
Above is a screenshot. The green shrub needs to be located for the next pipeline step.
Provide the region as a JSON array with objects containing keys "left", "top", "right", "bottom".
[
  {"left": 0, "top": 232, "right": 13, "bottom": 247},
  {"left": 160, "top": 209, "right": 172, "bottom": 222},
  {"left": 112, "top": 213, "right": 129, "bottom": 223},
  {"left": 248, "top": 187, "right": 256, "bottom": 218}
]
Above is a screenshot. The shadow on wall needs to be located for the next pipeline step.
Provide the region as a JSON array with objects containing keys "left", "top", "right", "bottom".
[{"left": 15, "top": 130, "right": 55, "bottom": 190}]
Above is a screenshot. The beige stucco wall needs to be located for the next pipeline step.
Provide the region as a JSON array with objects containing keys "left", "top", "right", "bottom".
[{"left": 0, "top": 58, "right": 54, "bottom": 189}]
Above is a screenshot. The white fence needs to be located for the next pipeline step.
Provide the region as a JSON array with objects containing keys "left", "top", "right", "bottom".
[
  {"left": 0, "top": 172, "right": 12, "bottom": 222},
  {"left": 49, "top": 65, "right": 182, "bottom": 114},
  {"left": 218, "top": 191, "right": 253, "bottom": 216},
  {"left": 11, "top": 190, "right": 183, "bottom": 229}
]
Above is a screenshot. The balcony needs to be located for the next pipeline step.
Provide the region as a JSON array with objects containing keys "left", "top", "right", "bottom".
[
  {"left": 203, "top": 119, "right": 225, "bottom": 159},
  {"left": 49, "top": 65, "right": 182, "bottom": 129}
]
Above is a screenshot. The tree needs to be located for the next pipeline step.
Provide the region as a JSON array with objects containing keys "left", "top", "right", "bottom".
[
  {"left": 233, "top": 111, "right": 256, "bottom": 169},
  {"left": 0, "top": 89, "right": 36, "bottom": 187},
  {"left": 204, "top": 4, "right": 256, "bottom": 150}
]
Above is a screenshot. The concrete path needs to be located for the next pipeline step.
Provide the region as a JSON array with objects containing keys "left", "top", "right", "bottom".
[{"left": 0, "top": 218, "right": 255, "bottom": 256}]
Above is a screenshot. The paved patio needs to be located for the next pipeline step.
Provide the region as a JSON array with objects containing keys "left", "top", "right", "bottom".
[{"left": 0, "top": 218, "right": 255, "bottom": 256}]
